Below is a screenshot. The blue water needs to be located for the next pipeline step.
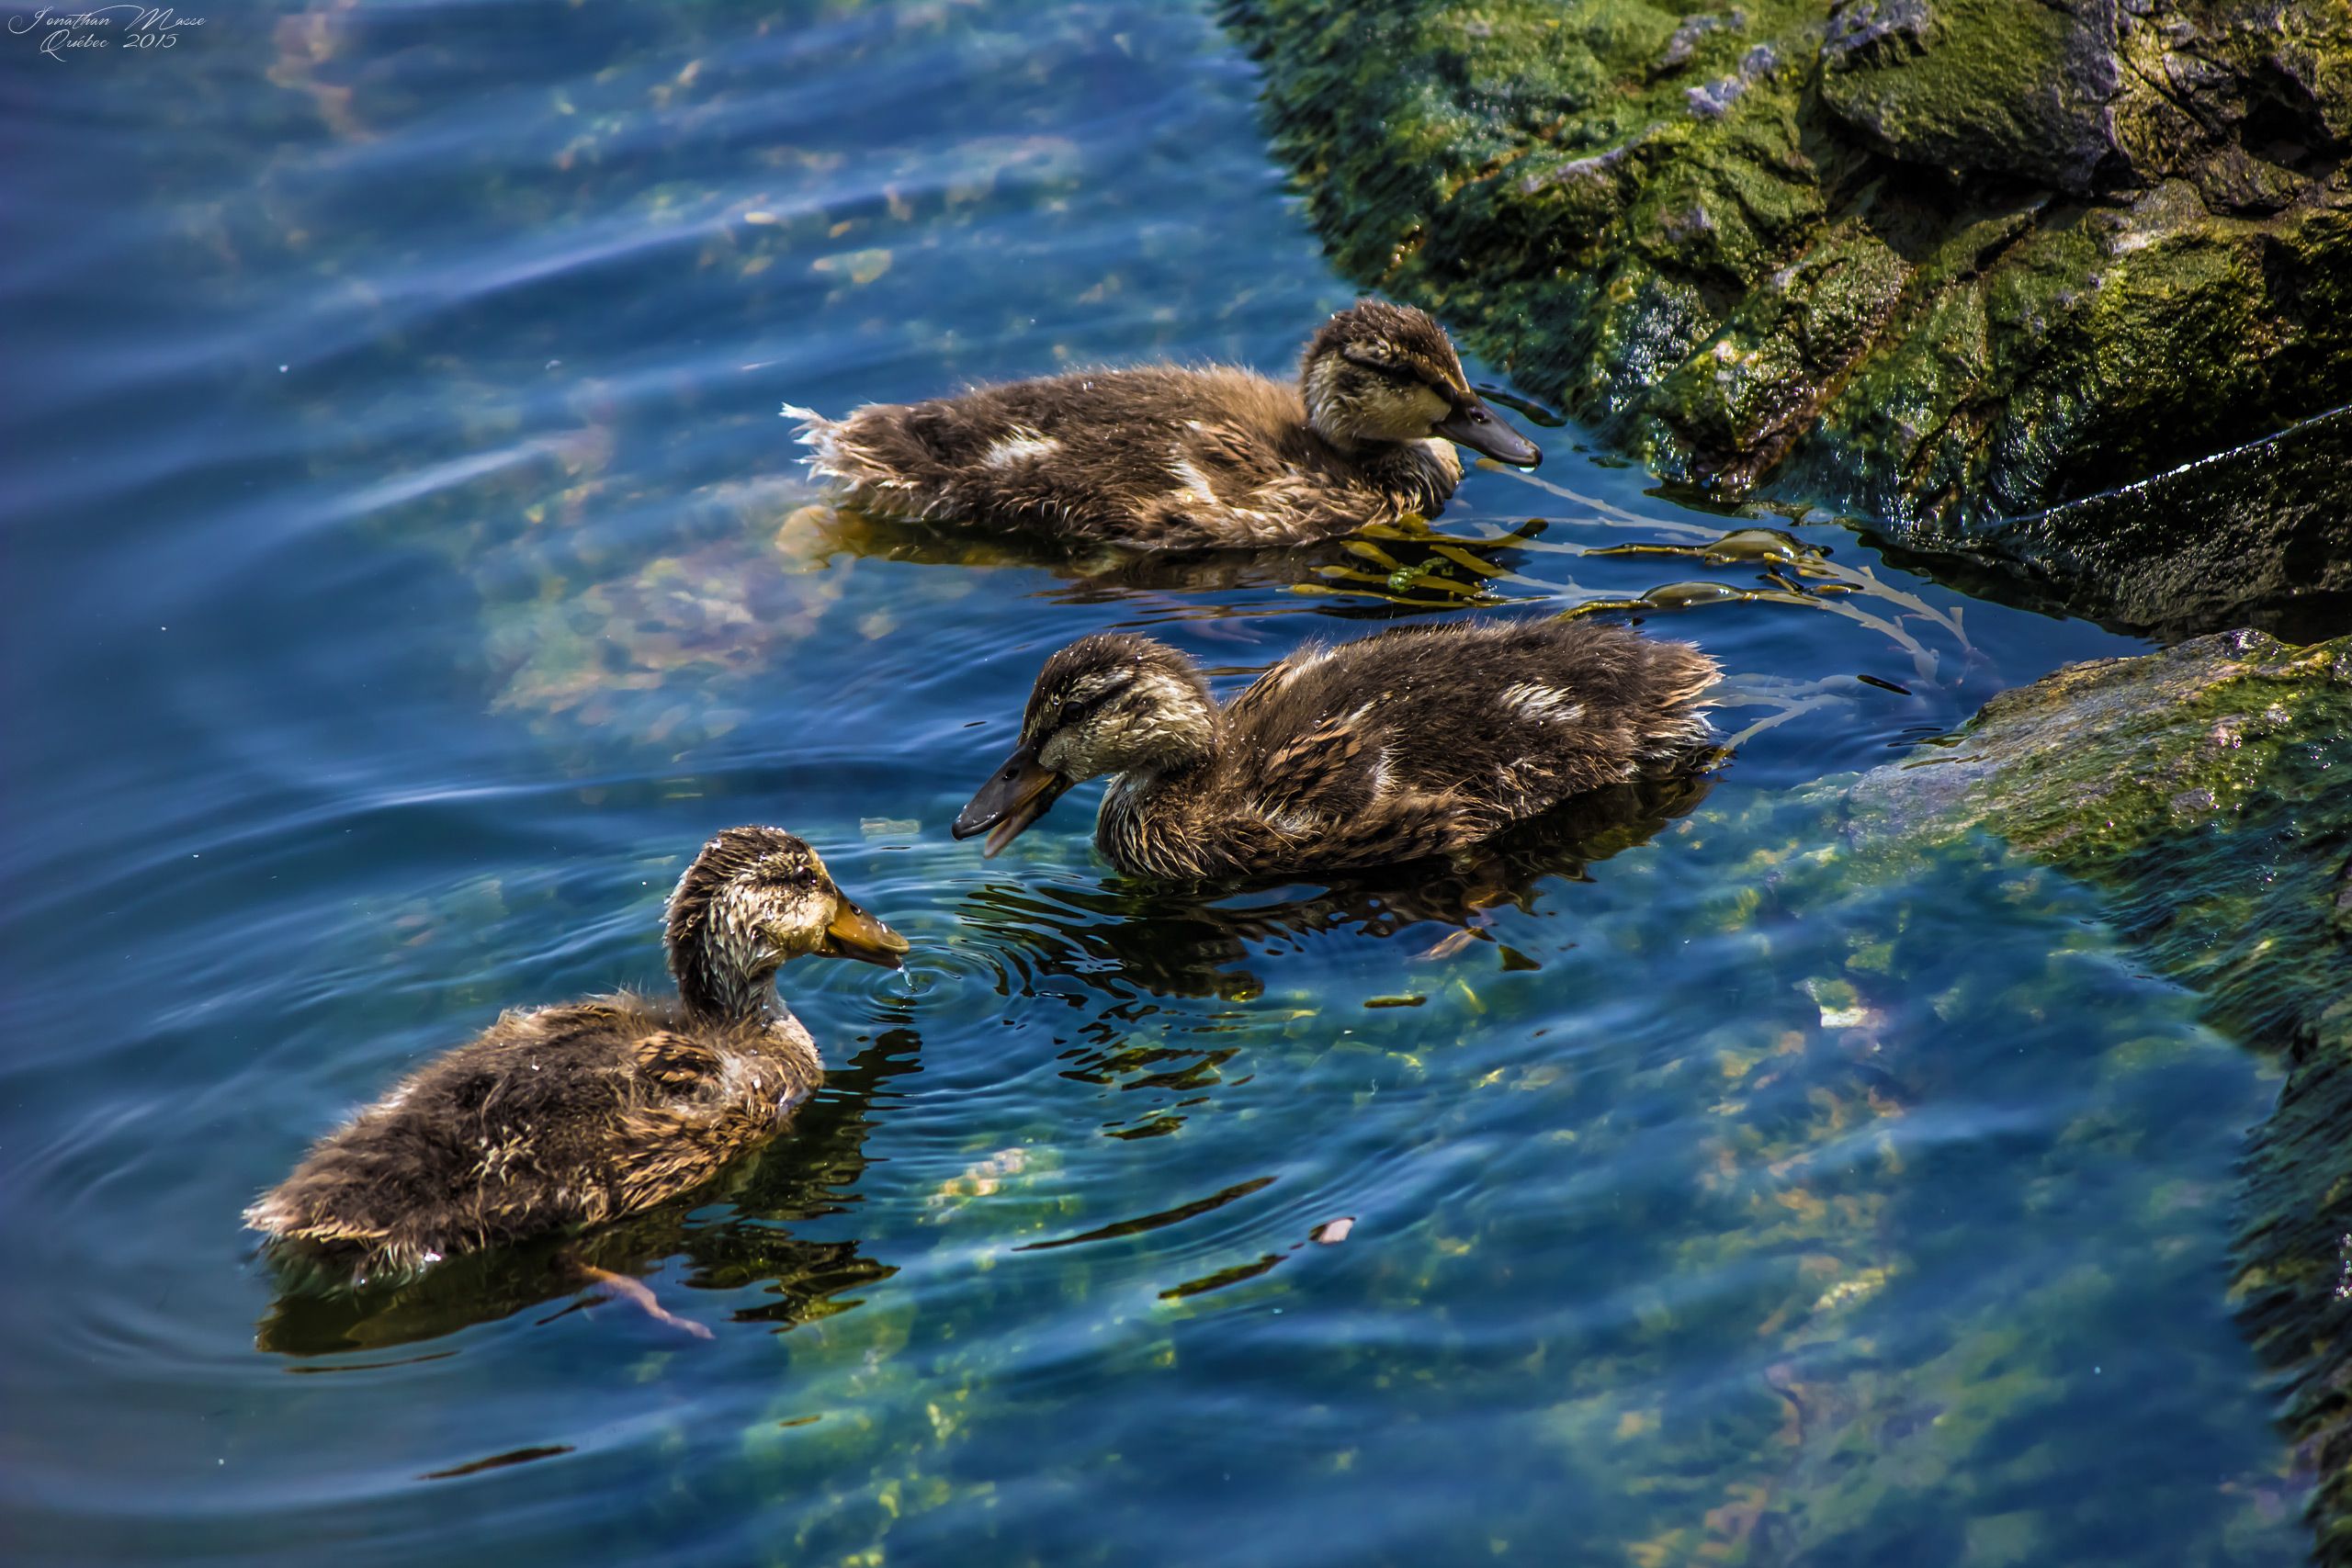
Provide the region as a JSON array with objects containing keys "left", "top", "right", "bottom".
[{"left": 0, "top": 3, "right": 2304, "bottom": 1563}]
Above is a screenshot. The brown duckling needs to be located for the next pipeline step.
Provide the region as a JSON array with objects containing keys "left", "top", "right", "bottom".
[
  {"left": 786, "top": 299, "right": 1542, "bottom": 550},
  {"left": 952, "top": 620, "right": 1718, "bottom": 880},
  {"left": 245, "top": 827, "right": 908, "bottom": 1280}
]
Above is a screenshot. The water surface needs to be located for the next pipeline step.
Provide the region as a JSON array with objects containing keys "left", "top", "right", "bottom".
[{"left": 0, "top": 3, "right": 2303, "bottom": 1564}]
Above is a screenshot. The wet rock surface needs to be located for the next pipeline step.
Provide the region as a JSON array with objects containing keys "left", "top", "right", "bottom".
[
  {"left": 1955, "top": 402, "right": 2352, "bottom": 642},
  {"left": 1832, "top": 629, "right": 2352, "bottom": 1561},
  {"left": 1223, "top": 0, "right": 2352, "bottom": 631},
  {"left": 1956, "top": 409, "right": 2352, "bottom": 649}
]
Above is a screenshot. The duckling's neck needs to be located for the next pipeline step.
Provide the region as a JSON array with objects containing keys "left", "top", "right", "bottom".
[
  {"left": 1100, "top": 756, "right": 1218, "bottom": 879},
  {"left": 1351, "top": 439, "right": 1461, "bottom": 513},
  {"left": 669, "top": 935, "right": 781, "bottom": 1026},
  {"left": 1302, "top": 411, "right": 1460, "bottom": 515}
]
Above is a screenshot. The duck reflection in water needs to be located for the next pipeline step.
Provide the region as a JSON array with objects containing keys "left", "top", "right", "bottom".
[
  {"left": 957, "top": 773, "right": 1715, "bottom": 1009},
  {"left": 777, "top": 500, "right": 1550, "bottom": 615},
  {"left": 252, "top": 1024, "right": 920, "bottom": 1356}
]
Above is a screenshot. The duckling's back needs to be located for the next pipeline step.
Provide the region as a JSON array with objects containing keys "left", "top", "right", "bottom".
[
  {"left": 246, "top": 996, "right": 812, "bottom": 1276},
  {"left": 790, "top": 366, "right": 1453, "bottom": 549},
  {"left": 1229, "top": 618, "right": 1719, "bottom": 799}
]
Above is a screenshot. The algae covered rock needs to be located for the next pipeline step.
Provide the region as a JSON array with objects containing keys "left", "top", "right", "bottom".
[
  {"left": 1832, "top": 628, "right": 2352, "bottom": 1560},
  {"left": 1817, "top": 0, "right": 2129, "bottom": 193},
  {"left": 1223, "top": 0, "right": 2352, "bottom": 626}
]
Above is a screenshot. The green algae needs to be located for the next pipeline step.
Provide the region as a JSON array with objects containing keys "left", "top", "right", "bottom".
[{"left": 1818, "top": 0, "right": 2082, "bottom": 173}]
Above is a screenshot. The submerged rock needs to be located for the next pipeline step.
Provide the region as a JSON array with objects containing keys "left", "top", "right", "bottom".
[
  {"left": 1832, "top": 629, "right": 2352, "bottom": 1560},
  {"left": 1222, "top": 0, "right": 2352, "bottom": 629}
]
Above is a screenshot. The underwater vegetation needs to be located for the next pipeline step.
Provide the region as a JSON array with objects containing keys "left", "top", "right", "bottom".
[{"left": 1835, "top": 628, "right": 2352, "bottom": 1562}]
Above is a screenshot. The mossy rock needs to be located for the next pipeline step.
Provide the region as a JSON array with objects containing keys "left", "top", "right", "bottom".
[
  {"left": 1827, "top": 629, "right": 2352, "bottom": 1560},
  {"left": 1223, "top": 0, "right": 2352, "bottom": 632}
]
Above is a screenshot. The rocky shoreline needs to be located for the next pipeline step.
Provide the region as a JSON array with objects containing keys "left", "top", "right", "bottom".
[{"left": 1223, "top": 0, "right": 2351, "bottom": 637}]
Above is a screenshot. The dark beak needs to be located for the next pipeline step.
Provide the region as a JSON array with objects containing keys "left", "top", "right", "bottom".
[
  {"left": 952, "top": 738, "right": 1071, "bottom": 858},
  {"left": 820, "top": 898, "right": 910, "bottom": 968},
  {"left": 1434, "top": 397, "right": 1542, "bottom": 467}
]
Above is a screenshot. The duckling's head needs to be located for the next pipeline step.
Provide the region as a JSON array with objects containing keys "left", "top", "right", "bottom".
[
  {"left": 666, "top": 826, "right": 908, "bottom": 1019},
  {"left": 953, "top": 633, "right": 1216, "bottom": 857},
  {"left": 1299, "top": 299, "right": 1542, "bottom": 468}
]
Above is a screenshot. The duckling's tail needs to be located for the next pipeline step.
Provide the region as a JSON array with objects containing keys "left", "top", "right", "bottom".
[
  {"left": 243, "top": 1187, "right": 419, "bottom": 1276},
  {"left": 782, "top": 402, "right": 921, "bottom": 513},
  {"left": 244, "top": 1151, "right": 450, "bottom": 1279},
  {"left": 781, "top": 402, "right": 849, "bottom": 477},
  {"left": 1637, "top": 638, "right": 1724, "bottom": 763}
]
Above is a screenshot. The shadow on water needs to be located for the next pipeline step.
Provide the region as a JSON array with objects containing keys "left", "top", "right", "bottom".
[
  {"left": 251, "top": 1025, "right": 922, "bottom": 1357},
  {"left": 956, "top": 773, "right": 1715, "bottom": 1009},
  {"left": 783, "top": 501, "right": 1554, "bottom": 617}
]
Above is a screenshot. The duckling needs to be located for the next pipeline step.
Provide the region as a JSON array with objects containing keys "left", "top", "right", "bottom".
[
  {"left": 951, "top": 620, "right": 1718, "bottom": 880},
  {"left": 786, "top": 299, "right": 1542, "bottom": 550},
  {"left": 245, "top": 827, "right": 908, "bottom": 1279}
]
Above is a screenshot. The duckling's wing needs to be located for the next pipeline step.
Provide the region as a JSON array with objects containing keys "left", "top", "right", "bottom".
[
  {"left": 610, "top": 1017, "right": 820, "bottom": 1210},
  {"left": 629, "top": 1030, "right": 726, "bottom": 1096},
  {"left": 800, "top": 367, "right": 1341, "bottom": 547},
  {"left": 1345, "top": 622, "right": 1714, "bottom": 794},
  {"left": 945, "top": 369, "right": 1303, "bottom": 546},
  {"left": 1217, "top": 660, "right": 1488, "bottom": 864},
  {"left": 1255, "top": 716, "right": 1374, "bottom": 818},
  {"left": 243, "top": 1002, "right": 650, "bottom": 1269},
  {"left": 1146, "top": 382, "right": 1359, "bottom": 547},
  {"left": 611, "top": 1057, "right": 797, "bottom": 1212}
]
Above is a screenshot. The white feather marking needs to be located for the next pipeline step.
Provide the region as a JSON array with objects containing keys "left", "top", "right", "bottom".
[
  {"left": 983, "top": 432, "right": 1061, "bottom": 468},
  {"left": 1500, "top": 682, "right": 1585, "bottom": 725},
  {"left": 1276, "top": 645, "right": 1333, "bottom": 683},
  {"left": 1168, "top": 450, "right": 1220, "bottom": 509},
  {"left": 1261, "top": 650, "right": 1330, "bottom": 697},
  {"left": 713, "top": 1054, "right": 760, "bottom": 1106}
]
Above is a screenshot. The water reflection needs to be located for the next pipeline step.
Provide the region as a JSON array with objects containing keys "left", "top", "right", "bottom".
[
  {"left": 958, "top": 773, "right": 1713, "bottom": 1008},
  {"left": 253, "top": 1024, "right": 921, "bottom": 1355},
  {"left": 784, "top": 501, "right": 1552, "bottom": 615}
]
